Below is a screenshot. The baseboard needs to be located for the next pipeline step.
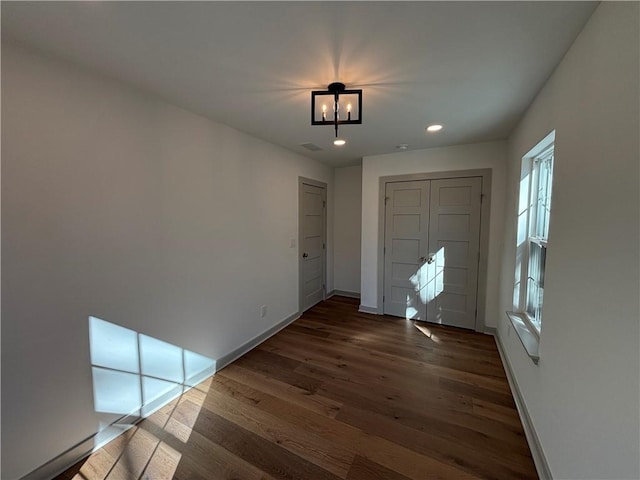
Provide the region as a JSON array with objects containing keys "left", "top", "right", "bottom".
[
  {"left": 358, "top": 304, "right": 380, "bottom": 314},
  {"left": 494, "top": 334, "right": 553, "bottom": 480},
  {"left": 484, "top": 326, "right": 497, "bottom": 335},
  {"left": 215, "top": 311, "right": 300, "bottom": 372},
  {"left": 19, "top": 410, "right": 142, "bottom": 480},
  {"left": 327, "top": 289, "right": 360, "bottom": 299},
  {"left": 19, "top": 432, "right": 100, "bottom": 480}
]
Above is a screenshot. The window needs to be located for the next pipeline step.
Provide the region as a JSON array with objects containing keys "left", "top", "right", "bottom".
[
  {"left": 512, "top": 131, "right": 555, "bottom": 336},
  {"left": 525, "top": 147, "right": 553, "bottom": 330}
]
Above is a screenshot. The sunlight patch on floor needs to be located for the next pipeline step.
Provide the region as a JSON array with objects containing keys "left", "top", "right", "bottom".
[
  {"left": 71, "top": 379, "right": 212, "bottom": 480},
  {"left": 414, "top": 323, "right": 442, "bottom": 343}
]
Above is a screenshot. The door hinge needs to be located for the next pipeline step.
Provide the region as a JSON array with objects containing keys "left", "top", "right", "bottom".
[
  {"left": 384, "top": 196, "right": 390, "bottom": 205},
  {"left": 323, "top": 243, "right": 325, "bottom": 249},
  {"left": 383, "top": 246, "right": 386, "bottom": 255},
  {"left": 323, "top": 200, "right": 326, "bottom": 208},
  {"left": 383, "top": 295, "right": 385, "bottom": 302}
]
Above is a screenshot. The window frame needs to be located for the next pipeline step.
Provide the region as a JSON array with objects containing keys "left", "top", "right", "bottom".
[
  {"left": 524, "top": 148, "right": 553, "bottom": 332},
  {"left": 513, "top": 131, "right": 555, "bottom": 339}
]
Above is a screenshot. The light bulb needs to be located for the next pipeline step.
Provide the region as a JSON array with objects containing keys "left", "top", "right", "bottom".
[
  {"left": 333, "top": 139, "right": 346, "bottom": 146},
  {"left": 426, "top": 124, "right": 443, "bottom": 132}
]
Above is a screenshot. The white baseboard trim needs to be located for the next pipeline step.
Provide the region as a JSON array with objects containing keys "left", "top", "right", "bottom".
[
  {"left": 327, "top": 289, "right": 361, "bottom": 299},
  {"left": 494, "top": 334, "right": 553, "bottom": 480},
  {"left": 215, "top": 311, "right": 300, "bottom": 372},
  {"left": 484, "top": 326, "right": 497, "bottom": 335},
  {"left": 358, "top": 304, "right": 380, "bottom": 314},
  {"left": 20, "top": 409, "right": 141, "bottom": 480}
]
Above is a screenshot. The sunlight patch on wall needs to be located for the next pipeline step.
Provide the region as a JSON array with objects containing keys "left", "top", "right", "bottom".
[{"left": 89, "top": 316, "right": 216, "bottom": 420}]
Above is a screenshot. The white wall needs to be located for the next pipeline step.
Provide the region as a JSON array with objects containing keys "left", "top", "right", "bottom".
[
  {"left": 360, "top": 141, "right": 507, "bottom": 328},
  {"left": 1, "top": 43, "right": 333, "bottom": 479},
  {"left": 333, "top": 165, "right": 362, "bottom": 295},
  {"left": 498, "top": 3, "right": 639, "bottom": 479}
]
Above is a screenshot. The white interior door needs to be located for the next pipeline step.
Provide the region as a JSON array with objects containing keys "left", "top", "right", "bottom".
[
  {"left": 425, "top": 177, "right": 482, "bottom": 329},
  {"left": 383, "top": 176, "right": 482, "bottom": 329},
  {"left": 300, "top": 181, "right": 326, "bottom": 312},
  {"left": 383, "top": 181, "right": 430, "bottom": 319}
]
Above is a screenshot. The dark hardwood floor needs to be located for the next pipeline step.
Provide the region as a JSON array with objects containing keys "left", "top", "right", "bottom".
[{"left": 57, "top": 296, "right": 538, "bottom": 480}]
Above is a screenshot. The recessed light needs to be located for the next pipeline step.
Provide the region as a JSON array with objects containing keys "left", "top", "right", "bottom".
[
  {"left": 333, "top": 138, "right": 346, "bottom": 146},
  {"left": 396, "top": 144, "right": 409, "bottom": 150},
  {"left": 426, "top": 124, "right": 443, "bottom": 133}
]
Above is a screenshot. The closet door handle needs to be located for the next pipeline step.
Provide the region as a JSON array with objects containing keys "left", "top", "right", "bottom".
[{"left": 419, "top": 255, "right": 435, "bottom": 264}]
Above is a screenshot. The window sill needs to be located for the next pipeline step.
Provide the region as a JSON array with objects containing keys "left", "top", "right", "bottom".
[{"left": 506, "top": 311, "right": 540, "bottom": 365}]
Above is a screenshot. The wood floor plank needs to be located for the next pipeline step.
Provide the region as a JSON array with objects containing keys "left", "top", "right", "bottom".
[
  {"left": 260, "top": 340, "right": 464, "bottom": 397},
  {"left": 315, "top": 374, "right": 527, "bottom": 448},
  {"left": 200, "top": 386, "right": 355, "bottom": 477},
  {"left": 218, "top": 363, "right": 343, "bottom": 418},
  {"left": 54, "top": 296, "right": 537, "bottom": 480},
  {"left": 192, "top": 407, "right": 343, "bottom": 480},
  {"left": 337, "top": 404, "right": 537, "bottom": 480},
  {"left": 296, "top": 318, "right": 501, "bottom": 358},
  {"left": 234, "top": 348, "right": 323, "bottom": 393},
  {"left": 269, "top": 326, "right": 512, "bottom": 394},
  {"left": 439, "top": 377, "right": 517, "bottom": 409},
  {"left": 202, "top": 370, "right": 480, "bottom": 480},
  {"left": 104, "top": 426, "right": 163, "bottom": 480},
  {"left": 140, "top": 441, "right": 182, "bottom": 480},
  {"left": 471, "top": 398, "right": 525, "bottom": 429},
  {"left": 58, "top": 448, "right": 117, "bottom": 480},
  {"left": 323, "top": 378, "right": 529, "bottom": 459},
  {"left": 345, "top": 456, "right": 412, "bottom": 480}
]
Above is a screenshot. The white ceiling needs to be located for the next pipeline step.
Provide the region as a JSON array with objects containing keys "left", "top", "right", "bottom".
[{"left": 2, "top": 1, "right": 597, "bottom": 167}]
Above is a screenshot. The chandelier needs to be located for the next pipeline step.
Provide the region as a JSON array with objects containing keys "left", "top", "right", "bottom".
[{"left": 311, "top": 82, "right": 362, "bottom": 146}]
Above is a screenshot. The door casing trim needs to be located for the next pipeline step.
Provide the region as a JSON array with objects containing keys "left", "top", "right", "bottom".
[
  {"left": 298, "top": 176, "right": 328, "bottom": 314},
  {"left": 377, "top": 169, "right": 492, "bottom": 331}
]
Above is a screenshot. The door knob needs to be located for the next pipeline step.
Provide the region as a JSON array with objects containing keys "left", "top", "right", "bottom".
[
  {"left": 419, "top": 255, "right": 436, "bottom": 264},
  {"left": 302, "top": 252, "right": 309, "bottom": 258}
]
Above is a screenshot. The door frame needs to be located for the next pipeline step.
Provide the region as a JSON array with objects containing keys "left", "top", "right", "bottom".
[
  {"left": 298, "top": 176, "right": 328, "bottom": 313},
  {"left": 377, "top": 169, "right": 492, "bottom": 331}
]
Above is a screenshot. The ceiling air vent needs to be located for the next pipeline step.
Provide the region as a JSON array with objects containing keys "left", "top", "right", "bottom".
[{"left": 299, "top": 142, "right": 323, "bottom": 152}]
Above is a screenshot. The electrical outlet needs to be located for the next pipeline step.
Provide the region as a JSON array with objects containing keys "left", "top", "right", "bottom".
[{"left": 260, "top": 305, "right": 267, "bottom": 318}]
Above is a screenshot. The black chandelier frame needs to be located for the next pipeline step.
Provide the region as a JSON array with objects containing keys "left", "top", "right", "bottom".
[{"left": 311, "top": 82, "right": 362, "bottom": 138}]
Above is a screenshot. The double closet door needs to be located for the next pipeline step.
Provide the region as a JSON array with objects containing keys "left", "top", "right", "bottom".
[{"left": 383, "top": 177, "right": 482, "bottom": 329}]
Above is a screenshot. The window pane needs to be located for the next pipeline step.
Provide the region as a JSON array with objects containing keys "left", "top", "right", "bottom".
[
  {"left": 534, "top": 153, "right": 553, "bottom": 240},
  {"left": 526, "top": 241, "right": 546, "bottom": 330}
]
